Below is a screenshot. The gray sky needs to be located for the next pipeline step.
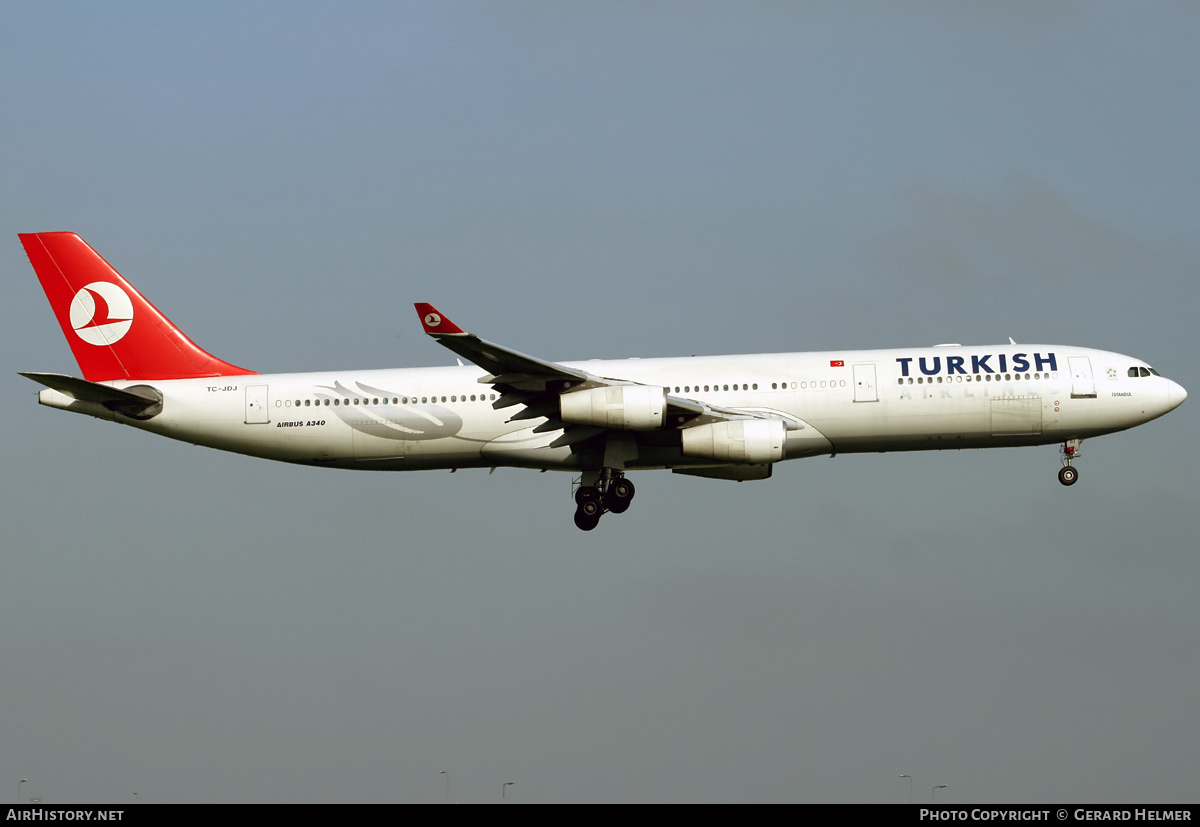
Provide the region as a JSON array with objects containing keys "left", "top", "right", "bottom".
[{"left": 2, "top": 2, "right": 1197, "bottom": 804}]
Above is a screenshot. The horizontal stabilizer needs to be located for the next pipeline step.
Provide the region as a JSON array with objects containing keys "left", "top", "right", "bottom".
[{"left": 20, "top": 372, "right": 162, "bottom": 418}]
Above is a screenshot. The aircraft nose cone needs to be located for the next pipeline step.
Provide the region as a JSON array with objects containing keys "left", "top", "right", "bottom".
[{"left": 1168, "top": 379, "right": 1187, "bottom": 411}]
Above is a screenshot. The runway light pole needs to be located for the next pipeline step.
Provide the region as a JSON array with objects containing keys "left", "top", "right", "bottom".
[
  {"left": 438, "top": 771, "right": 449, "bottom": 804},
  {"left": 501, "top": 781, "right": 515, "bottom": 802},
  {"left": 933, "top": 784, "right": 948, "bottom": 802},
  {"left": 899, "top": 774, "right": 912, "bottom": 804}
]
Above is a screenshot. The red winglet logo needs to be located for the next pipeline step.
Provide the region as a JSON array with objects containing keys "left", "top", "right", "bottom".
[
  {"left": 830, "top": 360, "right": 845, "bottom": 367},
  {"left": 414, "top": 303, "right": 464, "bottom": 335}
]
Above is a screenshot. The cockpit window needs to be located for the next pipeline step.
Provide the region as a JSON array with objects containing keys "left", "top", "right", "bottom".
[
  {"left": 1149, "top": 367, "right": 1161, "bottom": 376},
  {"left": 1140, "top": 367, "right": 1152, "bottom": 377},
  {"left": 1128, "top": 367, "right": 1140, "bottom": 377}
]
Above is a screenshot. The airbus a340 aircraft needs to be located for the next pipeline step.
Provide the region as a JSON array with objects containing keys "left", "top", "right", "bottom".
[{"left": 21, "top": 232, "right": 1187, "bottom": 530}]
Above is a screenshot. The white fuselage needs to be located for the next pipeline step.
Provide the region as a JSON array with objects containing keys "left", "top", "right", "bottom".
[{"left": 37, "top": 343, "right": 1186, "bottom": 473}]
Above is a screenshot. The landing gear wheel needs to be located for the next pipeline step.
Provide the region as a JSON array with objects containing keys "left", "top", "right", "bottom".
[
  {"left": 575, "top": 486, "right": 602, "bottom": 507},
  {"left": 604, "top": 478, "right": 635, "bottom": 514},
  {"left": 573, "top": 500, "right": 602, "bottom": 531},
  {"left": 1058, "top": 466, "right": 1079, "bottom": 486}
]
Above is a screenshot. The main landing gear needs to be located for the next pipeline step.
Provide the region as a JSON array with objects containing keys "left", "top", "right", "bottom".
[
  {"left": 1058, "top": 438, "right": 1083, "bottom": 486},
  {"left": 573, "top": 470, "right": 636, "bottom": 531}
]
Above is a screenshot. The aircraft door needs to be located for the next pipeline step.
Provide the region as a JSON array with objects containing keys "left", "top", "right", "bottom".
[
  {"left": 852, "top": 363, "right": 878, "bottom": 402},
  {"left": 1068, "top": 357, "right": 1097, "bottom": 398},
  {"left": 245, "top": 384, "right": 270, "bottom": 424}
]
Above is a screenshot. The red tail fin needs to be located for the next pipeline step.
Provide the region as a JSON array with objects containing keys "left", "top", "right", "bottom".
[{"left": 20, "top": 232, "right": 256, "bottom": 382}]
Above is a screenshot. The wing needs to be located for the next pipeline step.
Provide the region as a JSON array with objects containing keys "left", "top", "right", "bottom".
[{"left": 413, "top": 304, "right": 791, "bottom": 453}]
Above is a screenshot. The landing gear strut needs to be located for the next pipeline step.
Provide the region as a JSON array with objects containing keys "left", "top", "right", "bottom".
[
  {"left": 1058, "top": 439, "right": 1083, "bottom": 486},
  {"left": 572, "top": 469, "right": 635, "bottom": 530}
]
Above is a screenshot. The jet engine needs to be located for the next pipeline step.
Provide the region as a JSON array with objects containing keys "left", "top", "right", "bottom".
[
  {"left": 559, "top": 385, "right": 666, "bottom": 430},
  {"left": 680, "top": 419, "right": 786, "bottom": 464}
]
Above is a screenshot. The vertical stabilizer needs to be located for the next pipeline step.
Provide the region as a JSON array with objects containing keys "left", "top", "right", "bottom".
[{"left": 20, "top": 232, "right": 256, "bottom": 382}]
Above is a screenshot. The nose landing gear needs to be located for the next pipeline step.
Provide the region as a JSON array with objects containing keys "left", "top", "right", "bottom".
[
  {"left": 1058, "top": 439, "right": 1083, "bottom": 486},
  {"left": 572, "top": 470, "right": 636, "bottom": 530}
]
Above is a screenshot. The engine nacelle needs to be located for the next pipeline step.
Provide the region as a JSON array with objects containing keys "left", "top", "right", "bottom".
[
  {"left": 559, "top": 385, "right": 666, "bottom": 430},
  {"left": 680, "top": 419, "right": 786, "bottom": 465}
]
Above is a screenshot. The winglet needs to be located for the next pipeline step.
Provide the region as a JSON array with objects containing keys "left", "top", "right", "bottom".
[{"left": 414, "top": 303, "right": 465, "bottom": 335}]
